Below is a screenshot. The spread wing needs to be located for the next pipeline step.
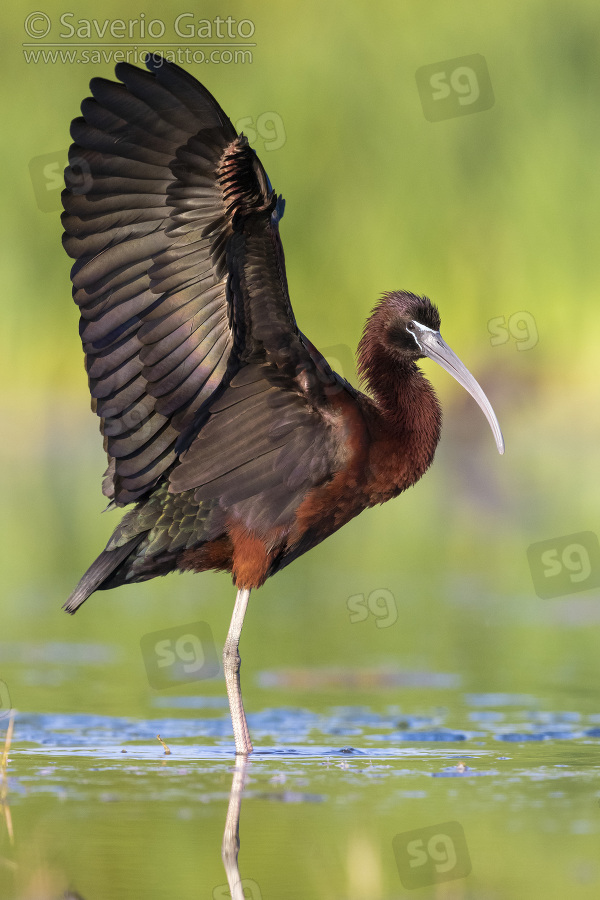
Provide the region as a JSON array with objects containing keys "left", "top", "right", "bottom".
[
  {"left": 63, "top": 54, "right": 287, "bottom": 504},
  {"left": 63, "top": 53, "right": 359, "bottom": 526}
]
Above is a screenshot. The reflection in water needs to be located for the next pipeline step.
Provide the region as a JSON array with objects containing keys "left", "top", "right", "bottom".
[
  {"left": 2, "top": 699, "right": 600, "bottom": 898},
  {"left": 1, "top": 711, "right": 14, "bottom": 847},
  {"left": 220, "top": 755, "right": 251, "bottom": 900}
]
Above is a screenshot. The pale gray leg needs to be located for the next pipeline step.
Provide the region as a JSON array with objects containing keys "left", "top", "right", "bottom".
[{"left": 223, "top": 587, "right": 253, "bottom": 755}]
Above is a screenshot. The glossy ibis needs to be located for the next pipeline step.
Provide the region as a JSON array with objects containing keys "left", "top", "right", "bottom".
[{"left": 62, "top": 54, "right": 504, "bottom": 754}]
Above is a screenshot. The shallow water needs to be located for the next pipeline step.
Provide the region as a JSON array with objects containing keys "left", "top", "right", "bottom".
[
  {"left": 2, "top": 686, "right": 600, "bottom": 899},
  {"left": 2, "top": 388, "right": 599, "bottom": 898}
]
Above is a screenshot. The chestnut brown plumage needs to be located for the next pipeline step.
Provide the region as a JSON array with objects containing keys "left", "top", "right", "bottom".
[{"left": 62, "top": 54, "right": 504, "bottom": 754}]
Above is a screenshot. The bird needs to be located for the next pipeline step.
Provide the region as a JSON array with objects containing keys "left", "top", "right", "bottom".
[{"left": 61, "top": 53, "right": 504, "bottom": 755}]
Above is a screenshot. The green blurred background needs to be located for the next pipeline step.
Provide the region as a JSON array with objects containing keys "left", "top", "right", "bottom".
[{"left": 2, "top": 0, "right": 600, "bottom": 897}]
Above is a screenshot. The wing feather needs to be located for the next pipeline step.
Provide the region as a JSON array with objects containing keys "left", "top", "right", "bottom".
[
  {"left": 64, "top": 53, "right": 353, "bottom": 526},
  {"left": 64, "top": 56, "right": 241, "bottom": 503}
]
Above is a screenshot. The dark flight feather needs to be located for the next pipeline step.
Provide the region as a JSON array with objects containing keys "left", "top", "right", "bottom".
[{"left": 63, "top": 53, "right": 287, "bottom": 504}]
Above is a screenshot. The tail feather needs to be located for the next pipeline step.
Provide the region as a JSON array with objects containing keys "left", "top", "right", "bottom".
[{"left": 63, "top": 538, "right": 143, "bottom": 614}]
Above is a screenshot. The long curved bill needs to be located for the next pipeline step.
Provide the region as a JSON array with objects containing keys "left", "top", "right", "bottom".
[{"left": 412, "top": 323, "right": 505, "bottom": 455}]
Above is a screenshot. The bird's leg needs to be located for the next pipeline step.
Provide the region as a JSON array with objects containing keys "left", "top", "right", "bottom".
[
  {"left": 221, "top": 754, "right": 250, "bottom": 900},
  {"left": 223, "top": 587, "right": 253, "bottom": 754}
]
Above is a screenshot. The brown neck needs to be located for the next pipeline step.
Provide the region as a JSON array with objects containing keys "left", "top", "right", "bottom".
[{"left": 358, "top": 342, "right": 442, "bottom": 491}]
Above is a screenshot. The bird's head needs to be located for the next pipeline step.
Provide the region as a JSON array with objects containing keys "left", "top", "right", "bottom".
[{"left": 358, "top": 290, "right": 504, "bottom": 454}]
